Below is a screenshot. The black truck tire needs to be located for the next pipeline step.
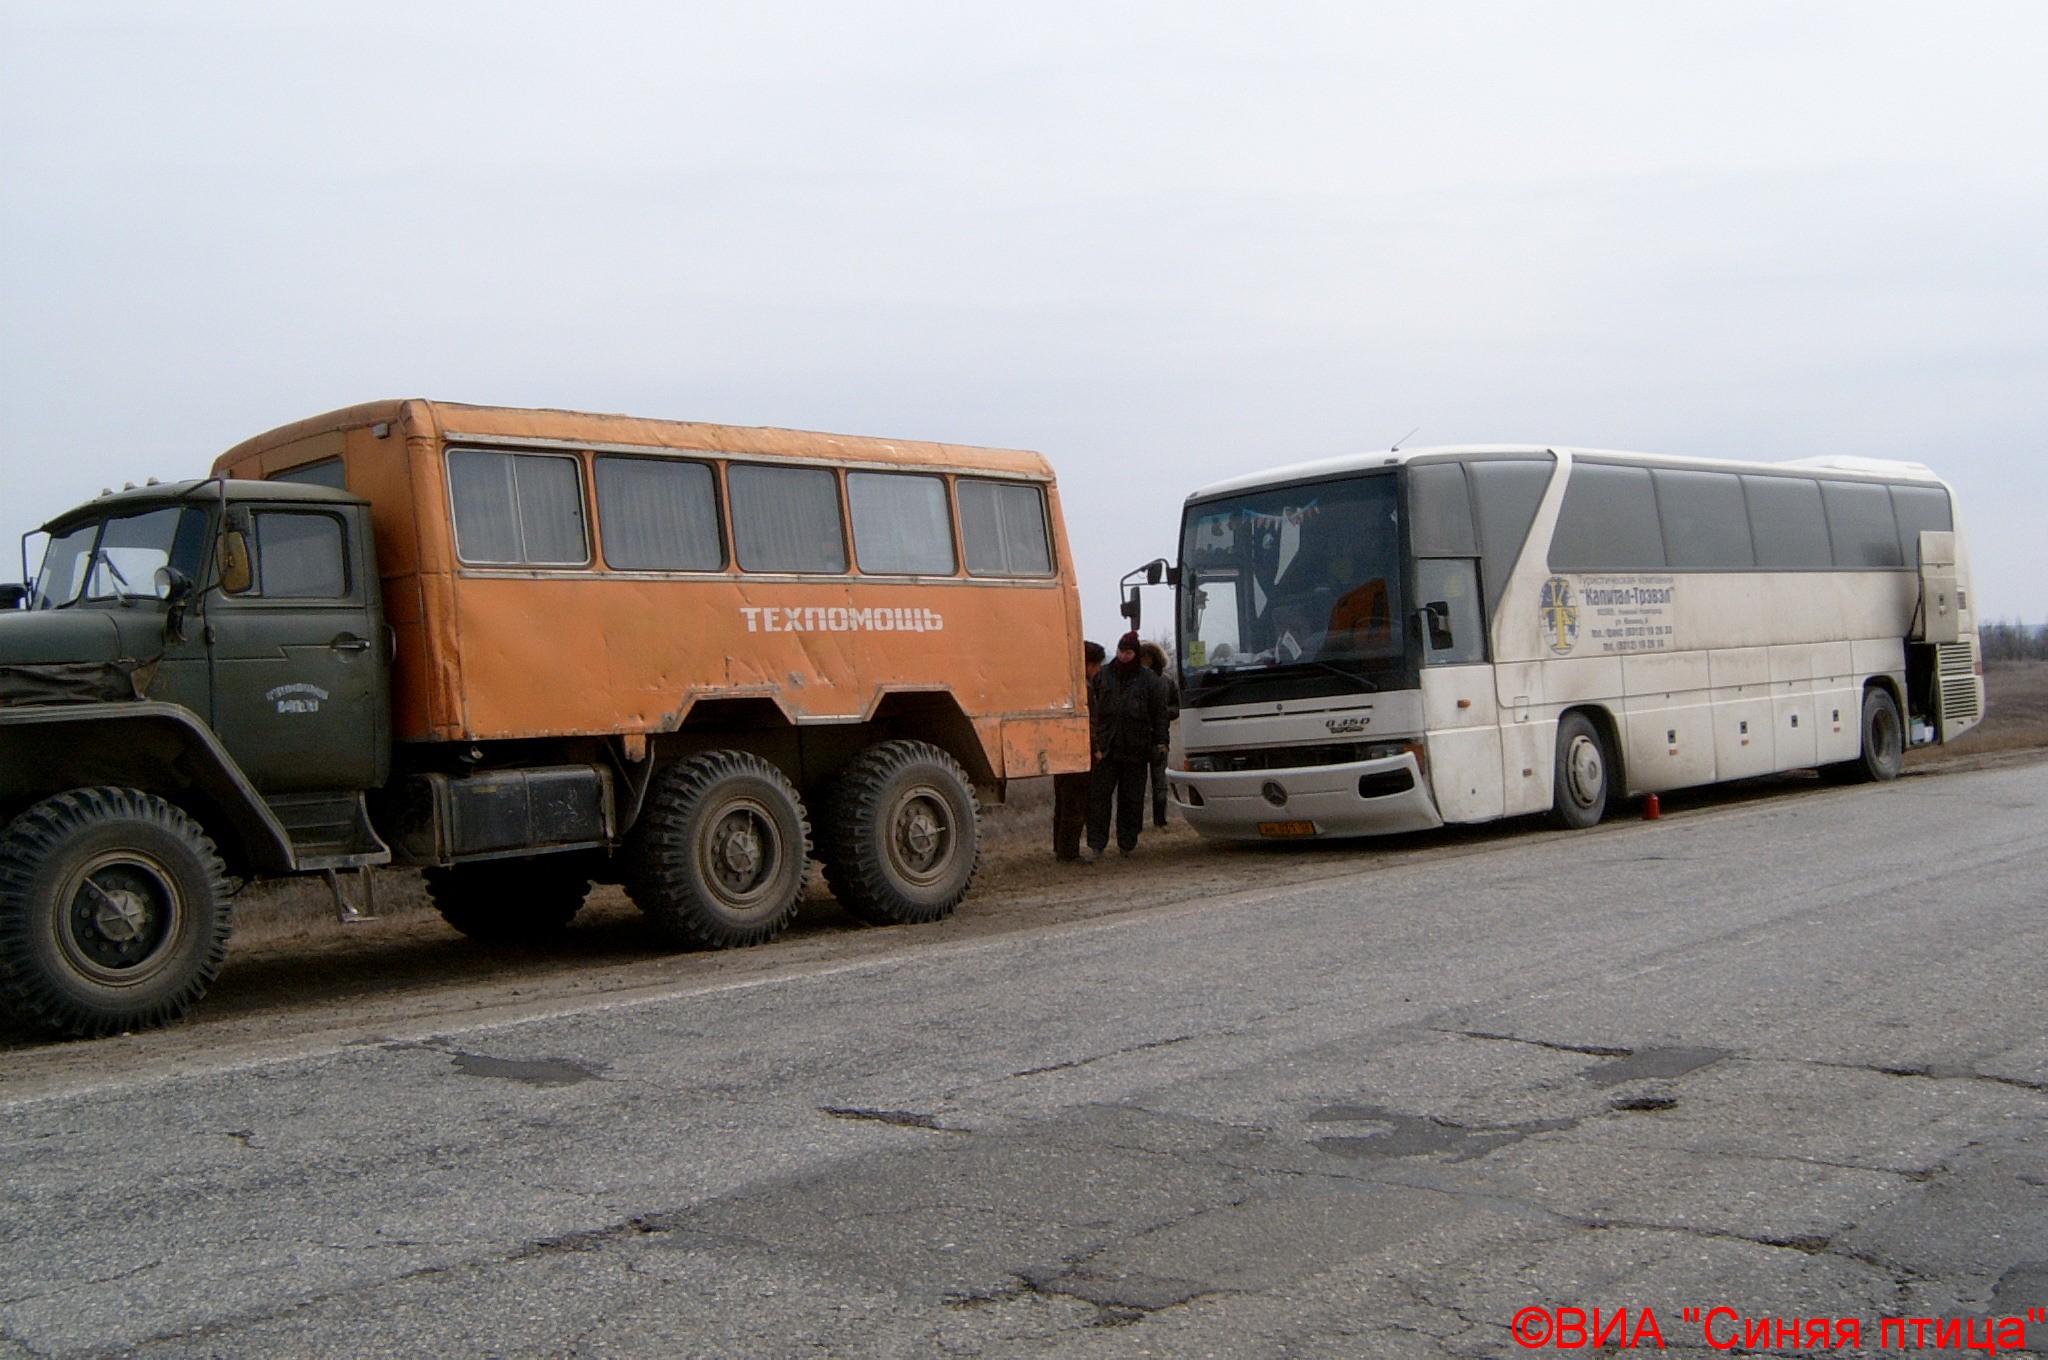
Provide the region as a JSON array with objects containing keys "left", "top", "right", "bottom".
[
  {"left": 625, "top": 751, "right": 810, "bottom": 949},
  {"left": 0, "top": 787, "right": 233, "bottom": 1039},
  {"left": 423, "top": 855, "right": 595, "bottom": 944},
  {"left": 821, "top": 740, "right": 980, "bottom": 925},
  {"left": 1549, "top": 712, "right": 1612, "bottom": 830}
]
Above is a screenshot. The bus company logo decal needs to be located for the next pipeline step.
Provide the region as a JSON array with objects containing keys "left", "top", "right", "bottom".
[
  {"left": 740, "top": 606, "right": 945, "bottom": 634},
  {"left": 266, "top": 682, "right": 330, "bottom": 715},
  {"left": 1540, "top": 577, "right": 1579, "bottom": 655}
]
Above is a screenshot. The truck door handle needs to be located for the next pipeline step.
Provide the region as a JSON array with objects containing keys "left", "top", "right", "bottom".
[{"left": 331, "top": 636, "right": 373, "bottom": 652}]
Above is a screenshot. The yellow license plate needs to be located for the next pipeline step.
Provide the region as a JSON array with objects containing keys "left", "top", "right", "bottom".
[{"left": 1258, "top": 820, "right": 1318, "bottom": 838}]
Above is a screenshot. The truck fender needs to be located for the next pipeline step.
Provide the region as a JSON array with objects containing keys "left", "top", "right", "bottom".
[{"left": 0, "top": 701, "right": 298, "bottom": 875}]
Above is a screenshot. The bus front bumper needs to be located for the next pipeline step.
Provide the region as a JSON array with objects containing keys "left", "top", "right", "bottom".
[{"left": 1168, "top": 752, "right": 1443, "bottom": 842}]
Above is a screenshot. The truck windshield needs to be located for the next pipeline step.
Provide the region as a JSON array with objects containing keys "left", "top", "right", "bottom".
[
  {"left": 31, "top": 508, "right": 200, "bottom": 609},
  {"left": 1179, "top": 472, "right": 1407, "bottom": 701}
]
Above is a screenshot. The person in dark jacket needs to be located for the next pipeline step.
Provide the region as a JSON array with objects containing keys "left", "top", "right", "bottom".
[
  {"left": 1086, "top": 632, "right": 1169, "bottom": 857},
  {"left": 1138, "top": 641, "right": 1180, "bottom": 828},
  {"left": 1053, "top": 640, "right": 1106, "bottom": 861}
]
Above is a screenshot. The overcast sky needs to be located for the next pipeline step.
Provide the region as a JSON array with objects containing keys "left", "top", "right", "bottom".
[{"left": 3, "top": 1, "right": 2043, "bottom": 640}]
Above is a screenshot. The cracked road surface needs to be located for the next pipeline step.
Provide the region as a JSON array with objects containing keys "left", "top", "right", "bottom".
[{"left": 2, "top": 763, "right": 2046, "bottom": 1357}]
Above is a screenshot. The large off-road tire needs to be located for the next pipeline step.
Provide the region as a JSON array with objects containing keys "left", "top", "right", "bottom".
[
  {"left": 625, "top": 751, "right": 810, "bottom": 949},
  {"left": 0, "top": 788, "right": 233, "bottom": 1039},
  {"left": 1827, "top": 686, "right": 1905, "bottom": 785},
  {"left": 821, "top": 740, "right": 980, "bottom": 925},
  {"left": 1549, "top": 712, "right": 1612, "bottom": 830},
  {"left": 423, "top": 854, "right": 595, "bottom": 944}
]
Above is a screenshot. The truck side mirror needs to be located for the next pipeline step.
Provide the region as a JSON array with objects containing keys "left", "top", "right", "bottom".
[
  {"left": 1422, "top": 601, "right": 1453, "bottom": 651},
  {"left": 0, "top": 584, "right": 25, "bottom": 610},
  {"left": 1145, "top": 561, "right": 1163, "bottom": 586},
  {"left": 219, "top": 530, "right": 254, "bottom": 595},
  {"left": 1121, "top": 585, "right": 1142, "bottom": 628}
]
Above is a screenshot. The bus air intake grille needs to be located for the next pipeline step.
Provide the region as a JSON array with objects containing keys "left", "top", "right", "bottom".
[{"left": 1936, "top": 641, "right": 1982, "bottom": 722}]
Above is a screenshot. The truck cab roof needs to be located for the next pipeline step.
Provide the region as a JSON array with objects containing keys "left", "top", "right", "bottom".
[{"left": 39, "top": 479, "right": 367, "bottom": 535}]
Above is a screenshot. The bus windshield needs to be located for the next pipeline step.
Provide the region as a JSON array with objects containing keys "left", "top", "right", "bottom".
[{"left": 1179, "top": 472, "right": 1407, "bottom": 699}]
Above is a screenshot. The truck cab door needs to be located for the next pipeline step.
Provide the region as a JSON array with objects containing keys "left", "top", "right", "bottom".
[{"left": 205, "top": 505, "right": 387, "bottom": 795}]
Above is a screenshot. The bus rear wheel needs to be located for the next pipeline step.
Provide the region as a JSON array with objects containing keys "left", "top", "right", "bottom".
[
  {"left": 424, "top": 854, "right": 595, "bottom": 944},
  {"left": 1831, "top": 686, "right": 1904, "bottom": 785},
  {"left": 0, "top": 788, "right": 232, "bottom": 1039},
  {"left": 822, "top": 741, "right": 980, "bottom": 925},
  {"left": 626, "top": 751, "right": 810, "bottom": 949},
  {"left": 1549, "top": 713, "right": 1612, "bottom": 830}
]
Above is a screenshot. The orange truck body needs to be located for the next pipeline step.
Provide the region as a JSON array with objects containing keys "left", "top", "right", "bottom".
[{"left": 211, "top": 399, "right": 1091, "bottom": 786}]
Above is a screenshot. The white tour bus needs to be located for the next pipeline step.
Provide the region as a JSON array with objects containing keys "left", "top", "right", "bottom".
[{"left": 1164, "top": 446, "right": 1982, "bottom": 839}]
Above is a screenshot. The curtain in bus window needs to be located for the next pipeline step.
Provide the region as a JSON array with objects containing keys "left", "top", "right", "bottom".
[
  {"left": 595, "top": 456, "right": 723, "bottom": 571},
  {"left": 1469, "top": 458, "right": 1552, "bottom": 617},
  {"left": 1890, "top": 485, "right": 1954, "bottom": 565},
  {"left": 960, "top": 480, "right": 1052, "bottom": 576},
  {"left": 253, "top": 512, "right": 348, "bottom": 597},
  {"left": 847, "top": 472, "right": 956, "bottom": 575},
  {"left": 1654, "top": 470, "right": 1754, "bottom": 569},
  {"left": 447, "top": 448, "right": 589, "bottom": 566},
  {"left": 729, "top": 463, "right": 847, "bottom": 573},
  {"left": 1549, "top": 463, "right": 1666, "bottom": 572},
  {"left": 1821, "top": 481, "right": 1904, "bottom": 568},
  {"left": 1741, "top": 476, "right": 1832, "bottom": 569}
]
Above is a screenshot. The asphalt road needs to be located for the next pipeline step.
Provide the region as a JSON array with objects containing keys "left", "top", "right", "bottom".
[{"left": 3, "top": 763, "right": 2045, "bottom": 1359}]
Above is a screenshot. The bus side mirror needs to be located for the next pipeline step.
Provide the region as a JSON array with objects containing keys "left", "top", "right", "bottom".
[
  {"left": 1422, "top": 601, "right": 1453, "bottom": 651},
  {"left": 0, "top": 584, "right": 25, "bottom": 610},
  {"left": 1145, "top": 561, "right": 1163, "bottom": 586},
  {"left": 1121, "top": 585, "right": 1142, "bottom": 628},
  {"left": 219, "top": 530, "right": 254, "bottom": 595}
]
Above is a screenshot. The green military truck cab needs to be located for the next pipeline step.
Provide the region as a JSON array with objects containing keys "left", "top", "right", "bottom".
[{"left": 0, "top": 480, "right": 392, "bottom": 1037}]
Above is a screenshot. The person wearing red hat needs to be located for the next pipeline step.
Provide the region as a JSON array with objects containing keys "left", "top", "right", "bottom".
[{"left": 1085, "top": 631, "right": 1170, "bottom": 857}]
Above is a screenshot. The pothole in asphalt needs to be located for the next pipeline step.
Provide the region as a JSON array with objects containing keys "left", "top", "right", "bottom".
[
  {"left": 450, "top": 1052, "right": 604, "bottom": 1086},
  {"left": 1610, "top": 1095, "right": 1679, "bottom": 1113},
  {"left": 1308, "top": 1104, "right": 1579, "bottom": 1163},
  {"left": 1582, "top": 1047, "right": 1728, "bottom": 1087}
]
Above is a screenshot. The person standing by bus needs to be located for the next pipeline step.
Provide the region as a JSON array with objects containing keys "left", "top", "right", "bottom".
[
  {"left": 1138, "top": 641, "right": 1179, "bottom": 828},
  {"left": 1053, "top": 640, "right": 1106, "bottom": 861},
  {"left": 1087, "top": 632, "right": 1169, "bottom": 857}
]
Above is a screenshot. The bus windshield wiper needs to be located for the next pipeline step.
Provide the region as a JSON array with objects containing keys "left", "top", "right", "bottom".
[
  {"left": 1190, "top": 659, "right": 1378, "bottom": 703},
  {"left": 1285, "top": 660, "right": 1378, "bottom": 693}
]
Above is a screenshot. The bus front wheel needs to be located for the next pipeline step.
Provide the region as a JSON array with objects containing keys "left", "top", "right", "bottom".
[{"left": 1549, "top": 713, "right": 1611, "bottom": 830}]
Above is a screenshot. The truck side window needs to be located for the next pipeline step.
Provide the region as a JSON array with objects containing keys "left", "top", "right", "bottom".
[
  {"left": 959, "top": 479, "right": 1052, "bottom": 576},
  {"left": 729, "top": 464, "right": 848, "bottom": 574},
  {"left": 594, "top": 456, "right": 725, "bottom": 571},
  {"left": 447, "top": 448, "right": 591, "bottom": 567},
  {"left": 252, "top": 511, "right": 349, "bottom": 598},
  {"left": 847, "top": 472, "right": 956, "bottom": 576}
]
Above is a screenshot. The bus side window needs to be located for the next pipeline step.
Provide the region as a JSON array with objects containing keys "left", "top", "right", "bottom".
[
  {"left": 847, "top": 472, "right": 956, "bottom": 575},
  {"left": 1414, "top": 558, "right": 1485, "bottom": 665},
  {"left": 1890, "top": 485, "right": 1953, "bottom": 565},
  {"left": 1743, "top": 475, "right": 1831, "bottom": 569},
  {"left": 729, "top": 463, "right": 847, "bottom": 574},
  {"left": 447, "top": 448, "right": 590, "bottom": 567},
  {"left": 1550, "top": 463, "right": 1666, "bottom": 572},
  {"left": 1469, "top": 458, "right": 1552, "bottom": 616},
  {"left": 960, "top": 480, "right": 1053, "bottom": 576},
  {"left": 1821, "top": 480, "right": 1904, "bottom": 568},
  {"left": 1654, "top": 469, "right": 1754, "bottom": 569}
]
